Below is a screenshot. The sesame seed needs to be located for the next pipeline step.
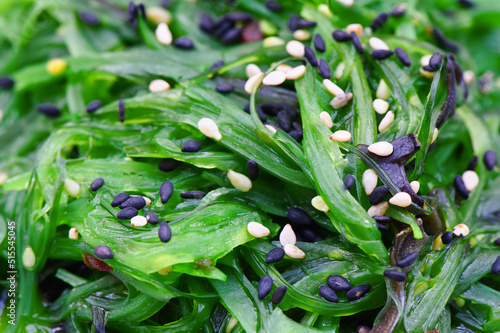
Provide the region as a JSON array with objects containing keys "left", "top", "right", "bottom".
[
  {"left": 46, "top": 58, "right": 67, "bottom": 76},
  {"left": 263, "top": 36, "right": 285, "bottom": 47},
  {"left": 288, "top": 15, "right": 300, "bottom": 31},
  {"left": 376, "top": 79, "right": 390, "bottom": 100},
  {"left": 118, "top": 99, "right": 125, "bottom": 122},
  {"left": 344, "top": 174, "right": 355, "bottom": 190},
  {"left": 422, "top": 64, "right": 435, "bottom": 72},
  {"left": 297, "top": 19, "right": 317, "bottom": 29},
  {"left": 397, "top": 252, "right": 418, "bottom": 267},
  {"left": 263, "top": 71, "right": 286, "bottom": 86},
  {"left": 395, "top": 47, "right": 411, "bottom": 67},
  {"left": 23, "top": 246, "right": 36, "bottom": 268},
  {"left": 285, "top": 65, "right": 306, "bottom": 80},
  {"left": 258, "top": 275, "right": 273, "bottom": 299},
  {"left": 419, "top": 67, "right": 435, "bottom": 79},
  {"left": 346, "top": 23, "right": 363, "bottom": 36},
  {"left": 378, "top": 111, "right": 395, "bottom": 132},
  {"left": 318, "top": 4, "right": 333, "bottom": 17},
  {"left": 37, "top": 104, "right": 61, "bottom": 118},
  {"left": 362, "top": 169, "right": 378, "bottom": 195},
  {"left": 280, "top": 224, "right": 296, "bottom": 246},
  {"left": 369, "top": 185, "right": 389, "bottom": 205},
  {"left": 209, "top": 60, "right": 225, "bottom": 71},
  {"left": 158, "top": 220, "right": 172, "bottom": 242},
  {"left": 336, "top": 0, "right": 354, "bottom": 7},
  {"left": 143, "top": 196, "right": 151, "bottom": 206},
  {"left": 311, "top": 195, "right": 329, "bottom": 212},
  {"left": 265, "top": 248, "right": 286, "bottom": 264},
  {"left": 120, "top": 196, "right": 147, "bottom": 210},
  {"left": 383, "top": 270, "right": 406, "bottom": 282},
  {"left": 247, "top": 222, "right": 270, "bottom": 238},
  {"left": 369, "top": 37, "right": 389, "bottom": 50},
  {"left": 334, "top": 62, "right": 345, "bottom": 79},
  {"left": 431, "top": 127, "right": 439, "bottom": 144},
  {"left": 494, "top": 238, "right": 500, "bottom": 246},
  {"left": 463, "top": 70, "right": 476, "bottom": 84},
  {"left": 63, "top": 178, "right": 80, "bottom": 198},
  {"left": 304, "top": 46, "right": 318, "bottom": 67},
  {"left": 390, "top": 3, "right": 407, "bottom": 16},
  {"left": 0, "top": 75, "right": 14, "bottom": 89},
  {"left": 276, "top": 64, "right": 293, "bottom": 73},
  {"left": 111, "top": 193, "right": 129, "bottom": 207},
  {"left": 319, "top": 111, "right": 333, "bottom": 128},
  {"left": 149, "top": 79, "right": 170, "bottom": 92},
  {"left": 492, "top": 256, "right": 500, "bottom": 275},
  {"left": 462, "top": 170, "right": 479, "bottom": 192},
  {"left": 330, "top": 92, "right": 353, "bottom": 109},
  {"left": 317, "top": 59, "right": 331, "bottom": 79},
  {"left": 271, "top": 285, "right": 287, "bottom": 304},
  {"left": 370, "top": 12, "right": 389, "bottom": 31},
  {"left": 173, "top": 36, "right": 194, "bottom": 50},
  {"left": 289, "top": 130, "right": 303, "bottom": 142},
  {"left": 181, "top": 139, "right": 202, "bottom": 153},
  {"left": 429, "top": 52, "right": 442, "bottom": 69},
  {"left": 246, "top": 64, "right": 262, "bottom": 78},
  {"left": 484, "top": 150, "right": 498, "bottom": 170},
  {"left": 155, "top": 22, "right": 173, "bottom": 45},
  {"left": 146, "top": 7, "right": 172, "bottom": 25},
  {"left": 332, "top": 30, "right": 352, "bottom": 42},
  {"left": 373, "top": 99, "right": 389, "bottom": 114},
  {"left": 319, "top": 285, "right": 339, "bottom": 303},
  {"left": 265, "top": 0, "right": 282, "bottom": 12},
  {"left": 246, "top": 160, "right": 259, "bottom": 181},
  {"left": 293, "top": 29, "right": 311, "bottom": 41},
  {"left": 323, "top": 79, "right": 344, "bottom": 96},
  {"left": 89, "top": 178, "right": 104, "bottom": 191},
  {"left": 86, "top": 100, "right": 102, "bottom": 113},
  {"left": 409, "top": 180, "right": 420, "bottom": 193},
  {"left": 159, "top": 158, "right": 182, "bottom": 172},
  {"left": 327, "top": 275, "right": 352, "bottom": 291},
  {"left": 284, "top": 243, "right": 305, "bottom": 259},
  {"left": 69, "top": 228, "right": 78, "bottom": 240},
  {"left": 368, "top": 141, "right": 394, "bottom": 156},
  {"left": 180, "top": 191, "right": 206, "bottom": 199},
  {"left": 265, "top": 124, "right": 277, "bottom": 134},
  {"left": 420, "top": 55, "right": 432, "bottom": 66},
  {"left": 79, "top": 11, "right": 100, "bottom": 25},
  {"left": 367, "top": 202, "right": 389, "bottom": 217},
  {"left": 389, "top": 192, "right": 412, "bottom": 207},
  {"left": 227, "top": 169, "right": 252, "bottom": 192},
  {"left": 244, "top": 73, "right": 264, "bottom": 94},
  {"left": 131, "top": 215, "right": 148, "bottom": 227},
  {"left": 286, "top": 208, "right": 312, "bottom": 225},
  {"left": 433, "top": 28, "right": 459, "bottom": 52},
  {"left": 314, "top": 34, "right": 326, "bottom": 52},
  {"left": 373, "top": 215, "right": 392, "bottom": 223},
  {"left": 346, "top": 284, "right": 371, "bottom": 301},
  {"left": 452, "top": 223, "right": 470, "bottom": 238},
  {"left": 94, "top": 245, "right": 113, "bottom": 260},
  {"left": 350, "top": 32, "right": 364, "bottom": 54},
  {"left": 117, "top": 207, "right": 138, "bottom": 220},
  {"left": 441, "top": 231, "right": 453, "bottom": 244},
  {"left": 145, "top": 212, "right": 159, "bottom": 225},
  {"left": 159, "top": 181, "right": 174, "bottom": 203},
  {"left": 276, "top": 111, "right": 292, "bottom": 132},
  {"left": 371, "top": 50, "right": 394, "bottom": 60},
  {"left": 286, "top": 40, "right": 305, "bottom": 57},
  {"left": 216, "top": 83, "right": 234, "bottom": 93},
  {"left": 198, "top": 118, "right": 222, "bottom": 141}
]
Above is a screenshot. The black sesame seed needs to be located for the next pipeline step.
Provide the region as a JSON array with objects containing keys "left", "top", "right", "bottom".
[
  {"left": 304, "top": 46, "right": 318, "bottom": 67},
  {"left": 397, "top": 252, "right": 418, "bottom": 268},
  {"left": 160, "top": 181, "right": 174, "bottom": 203},
  {"left": 137, "top": 3, "right": 146, "bottom": 19},
  {"left": 297, "top": 19, "right": 316, "bottom": 29},
  {"left": 432, "top": 28, "right": 459, "bottom": 53},
  {"left": 90, "top": 178, "right": 104, "bottom": 191},
  {"left": 484, "top": 150, "right": 498, "bottom": 170},
  {"left": 395, "top": 48, "right": 411, "bottom": 67},
  {"left": 0, "top": 75, "right": 15, "bottom": 89},
  {"left": 116, "top": 206, "right": 138, "bottom": 220},
  {"left": 271, "top": 285, "right": 287, "bottom": 304},
  {"left": 159, "top": 158, "right": 182, "bottom": 172},
  {"left": 94, "top": 245, "right": 113, "bottom": 259},
  {"left": 158, "top": 220, "right": 172, "bottom": 242},
  {"left": 454, "top": 175, "right": 469, "bottom": 199},
  {"left": 173, "top": 36, "right": 194, "bottom": 50},
  {"left": 213, "top": 19, "right": 234, "bottom": 38},
  {"left": 467, "top": 155, "right": 478, "bottom": 170},
  {"left": 384, "top": 270, "right": 406, "bottom": 281},
  {"left": 86, "top": 100, "right": 102, "bottom": 113},
  {"left": 377, "top": 222, "right": 389, "bottom": 231},
  {"left": 181, "top": 139, "right": 202, "bottom": 153},
  {"left": 258, "top": 275, "right": 273, "bottom": 299},
  {"left": 373, "top": 215, "right": 392, "bottom": 223},
  {"left": 441, "top": 231, "right": 453, "bottom": 244},
  {"left": 369, "top": 185, "right": 389, "bottom": 205},
  {"left": 370, "top": 12, "right": 389, "bottom": 31},
  {"left": 216, "top": 83, "right": 234, "bottom": 94},
  {"left": 422, "top": 65, "right": 435, "bottom": 72},
  {"left": 226, "top": 12, "right": 252, "bottom": 23},
  {"left": 111, "top": 192, "right": 130, "bottom": 207},
  {"left": 37, "top": 104, "right": 61, "bottom": 118},
  {"left": 145, "top": 212, "right": 159, "bottom": 225},
  {"left": 301, "top": 228, "right": 321, "bottom": 242},
  {"left": 160, "top": 0, "right": 171, "bottom": 8},
  {"left": 458, "top": 0, "right": 475, "bottom": 9},
  {"left": 327, "top": 275, "right": 351, "bottom": 291},
  {"left": 266, "top": 247, "right": 285, "bottom": 264},
  {"left": 246, "top": 160, "right": 259, "bottom": 181},
  {"left": 314, "top": 34, "right": 326, "bottom": 53},
  {"left": 180, "top": 191, "right": 206, "bottom": 199},
  {"left": 390, "top": 5, "right": 406, "bottom": 17},
  {"left": 494, "top": 238, "right": 500, "bottom": 246},
  {"left": 119, "top": 196, "right": 146, "bottom": 210},
  {"left": 118, "top": 99, "right": 125, "bottom": 122},
  {"left": 221, "top": 27, "right": 243, "bottom": 44},
  {"left": 491, "top": 255, "right": 500, "bottom": 275},
  {"left": 127, "top": 1, "right": 137, "bottom": 22},
  {"left": 317, "top": 59, "right": 331, "bottom": 79},
  {"left": 351, "top": 32, "right": 364, "bottom": 54},
  {"left": 200, "top": 13, "right": 216, "bottom": 33},
  {"left": 429, "top": 52, "right": 442, "bottom": 69},
  {"left": 209, "top": 60, "right": 225, "bottom": 71},
  {"left": 319, "top": 285, "right": 339, "bottom": 303},
  {"left": 346, "top": 284, "right": 371, "bottom": 302},
  {"left": 344, "top": 174, "right": 355, "bottom": 190},
  {"left": 265, "top": 0, "right": 282, "bottom": 12},
  {"left": 287, "top": 207, "right": 312, "bottom": 225},
  {"left": 244, "top": 103, "right": 267, "bottom": 122},
  {"left": 288, "top": 130, "right": 303, "bottom": 143},
  {"left": 371, "top": 50, "right": 394, "bottom": 60},
  {"left": 79, "top": 11, "right": 100, "bottom": 25},
  {"left": 288, "top": 15, "right": 300, "bottom": 31},
  {"left": 277, "top": 110, "right": 292, "bottom": 132},
  {"left": 332, "top": 30, "right": 352, "bottom": 42}
]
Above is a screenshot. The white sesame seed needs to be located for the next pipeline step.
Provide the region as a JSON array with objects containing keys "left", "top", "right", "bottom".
[
  {"left": 323, "top": 79, "right": 344, "bottom": 96},
  {"left": 23, "top": 246, "right": 36, "bottom": 268},
  {"left": 280, "top": 224, "right": 296, "bottom": 246},
  {"left": 389, "top": 192, "right": 412, "bottom": 207},
  {"left": 334, "top": 62, "right": 345, "bottom": 79},
  {"left": 263, "top": 71, "right": 286, "bottom": 86},
  {"left": 378, "top": 111, "right": 395, "bottom": 132},
  {"left": 368, "top": 142, "right": 394, "bottom": 157},
  {"left": 330, "top": 92, "right": 353, "bottom": 109},
  {"left": 263, "top": 36, "right": 285, "bottom": 47},
  {"left": 265, "top": 124, "right": 277, "bottom": 134},
  {"left": 146, "top": 7, "right": 172, "bottom": 25},
  {"left": 373, "top": 99, "right": 389, "bottom": 114},
  {"left": 419, "top": 67, "right": 434, "bottom": 79},
  {"left": 277, "top": 64, "right": 293, "bottom": 73},
  {"left": 0, "top": 172, "right": 8, "bottom": 186},
  {"left": 198, "top": 118, "right": 222, "bottom": 141},
  {"left": 131, "top": 215, "right": 148, "bottom": 227},
  {"left": 462, "top": 170, "right": 479, "bottom": 192},
  {"left": 376, "top": 79, "right": 390, "bottom": 100},
  {"left": 149, "top": 79, "right": 170, "bottom": 93},
  {"left": 64, "top": 178, "right": 80, "bottom": 198},
  {"left": 420, "top": 54, "right": 432, "bottom": 66},
  {"left": 431, "top": 127, "right": 439, "bottom": 144},
  {"left": 286, "top": 40, "right": 305, "bottom": 58},
  {"left": 157, "top": 266, "right": 172, "bottom": 275},
  {"left": 69, "top": 228, "right": 78, "bottom": 240},
  {"left": 330, "top": 130, "right": 352, "bottom": 142},
  {"left": 367, "top": 201, "right": 389, "bottom": 217},
  {"left": 155, "top": 22, "right": 172, "bottom": 45},
  {"left": 319, "top": 111, "right": 333, "bottom": 128},
  {"left": 284, "top": 243, "right": 306, "bottom": 259},
  {"left": 346, "top": 23, "right": 363, "bottom": 36},
  {"left": 285, "top": 65, "right": 306, "bottom": 80},
  {"left": 410, "top": 181, "right": 420, "bottom": 193},
  {"left": 246, "top": 64, "right": 262, "bottom": 78},
  {"left": 463, "top": 70, "right": 475, "bottom": 85},
  {"left": 311, "top": 195, "right": 329, "bottom": 212},
  {"left": 452, "top": 223, "right": 469, "bottom": 237},
  {"left": 227, "top": 169, "right": 252, "bottom": 192},
  {"left": 247, "top": 222, "right": 270, "bottom": 238},
  {"left": 293, "top": 29, "right": 311, "bottom": 41},
  {"left": 336, "top": 0, "right": 354, "bottom": 7},
  {"left": 318, "top": 4, "right": 333, "bottom": 17},
  {"left": 369, "top": 37, "right": 389, "bottom": 51},
  {"left": 143, "top": 197, "right": 152, "bottom": 206},
  {"left": 362, "top": 169, "right": 378, "bottom": 195},
  {"left": 244, "top": 73, "right": 263, "bottom": 94}
]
